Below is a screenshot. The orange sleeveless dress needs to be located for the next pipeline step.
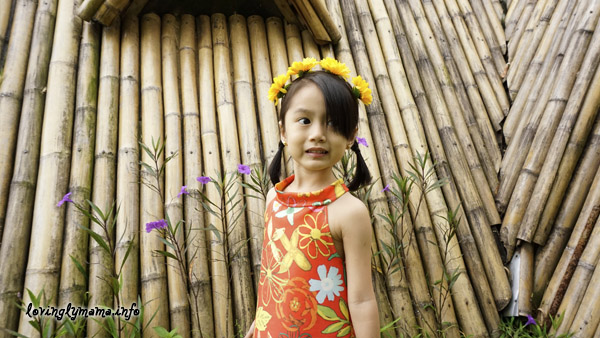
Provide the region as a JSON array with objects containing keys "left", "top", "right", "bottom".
[{"left": 253, "top": 175, "right": 355, "bottom": 338}]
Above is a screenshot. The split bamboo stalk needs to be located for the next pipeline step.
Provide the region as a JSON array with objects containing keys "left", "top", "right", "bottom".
[
  {"left": 161, "top": 14, "right": 191, "bottom": 337},
  {"left": 139, "top": 12, "right": 169, "bottom": 332},
  {"left": 301, "top": 29, "right": 320, "bottom": 60},
  {"left": 444, "top": 0, "right": 510, "bottom": 126},
  {"left": 308, "top": 0, "right": 341, "bottom": 43},
  {"left": 518, "top": 25, "right": 600, "bottom": 243},
  {"left": 0, "top": 0, "right": 37, "bottom": 243},
  {"left": 502, "top": 0, "right": 579, "bottom": 142},
  {"left": 565, "top": 243, "right": 600, "bottom": 337},
  {"left": 506, "top": 0, "right": 561, "bottom": 98},
  {"left": 353, "top": 0, "right": 443, "bottom": 335},
  {"left": 401, "top": 0, "right": 501, "bottom": 225},
  {"left": 94, "top": 0, "right": 132, "bottom": 26},
  {"left": 115, "top": 14, "right": 140, "bottom": 322},
  {"left": 533, "top": 63, "right": 600, "bottom": 244},
  {"left": 419, "top": 0, "right": 502, "bottom": 174},
  {"left": 364, "top": 0, "right": 463, "bottom": 336},
  {"left": 537, "top": 169, "right": 600, "bottom": 322},
  {"left": 469, "top": 0, "right": 505, "bottom": 65},
  {"left": 0, "top": 0, "right": 59, "bottom": 332},
  {"left": 0, "top": 0, "right": 12, "bottom": 66},
  {"left": 497, "top": 0, "right": 590, "bottom": 214},
  {"left": 87, "top": 18, "right": 120, "bottom": 338},
  {"left": 58, "top": 20, "right": 98, "bottom": 319},
  {"left": 180, "top": 14, "right": 214, "bottom": 337},
  {"left": 325, "top": 0, "right": 397, "bottom": 331},
  {"left": 385, "top": 0, "right": 500, "bottom": 333},
  {"left": 16, "top": 0, "right": 82, "bottom": 334},
  {"left": 455, "top": 0, "right": 505, "bottom": 76},
  {"left": 212, "top": 12, "right": 255, "bottom": 332},
  {"left": 339, "top": 0, "right": 419, "bottom": 335},
  {"left": 507, "top": 0, "right": 543, "bottom": 63},
  {"left": 505, "top": 0, "right": 528, "bottom": 41},
  {"left": 533, "top": 115, "right": 600, "bottom": 304},
  {"left": 77, "top": 0, "right": 105, "bottom": 21},
  {"left": 517, "top": 243, "right": 534, "bottom": 316},
  {"left": 480, "top": 0, "right": 505, "bottom": 54},
  {"left": 554, "top": 216, "right": 600, "bottom": 334},
  {"left": 395, "top": 0, "right": 511, "bottom": 312},
  {"left": 247, "top": 15, "right": 282, "bottom": 165},
  {"left": 432, "top": 0, "right": 506, "bottom": 127},
  {"left": 500, "top": 5, "right": 600, "bottom": 257},
  {"left": 197, "top": 14, "right": 233, "bottom": 338},
  {"left": 229, "top": 13, "right": 265, "bottom": 294}
]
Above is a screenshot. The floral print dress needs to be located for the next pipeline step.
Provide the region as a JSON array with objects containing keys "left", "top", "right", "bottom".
[{"left": 254, "top": 175, "right": 355, "bottom": 338}]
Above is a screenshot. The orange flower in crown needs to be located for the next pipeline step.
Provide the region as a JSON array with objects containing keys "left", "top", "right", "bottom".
[{"left": 268, "top": 57, "right": 373, "bottom": 106}]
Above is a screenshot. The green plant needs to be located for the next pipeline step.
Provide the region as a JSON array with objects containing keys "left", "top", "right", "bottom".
[{"left": 498, "top": 314, "right": 574, "bottom": 338}]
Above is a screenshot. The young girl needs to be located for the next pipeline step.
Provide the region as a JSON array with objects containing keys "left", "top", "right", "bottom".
[{"left": 245, "top": 58, "right": 379, "bottom": 338}]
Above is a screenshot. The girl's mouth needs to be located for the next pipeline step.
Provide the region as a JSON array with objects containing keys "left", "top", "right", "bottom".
[{"left": 306, "top": 148, "right": 328, "bottom": 156}]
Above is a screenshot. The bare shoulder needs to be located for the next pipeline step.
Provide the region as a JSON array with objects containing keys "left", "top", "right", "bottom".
[
  {"left": 329, "top": 193, "right": 371, "bottom": 235},
  {"left": 266, "top": 187, "right": 277, "bottom": 206}
]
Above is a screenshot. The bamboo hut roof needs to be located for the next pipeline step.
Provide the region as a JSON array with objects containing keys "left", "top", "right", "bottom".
[{"left": 1, "top": 0, "right": 600, "bottom": 337}]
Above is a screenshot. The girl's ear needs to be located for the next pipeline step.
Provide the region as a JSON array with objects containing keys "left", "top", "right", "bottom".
[
  {"left": 279, "top": 120, "right": 286, "bottom": 144},
  {"left": 348, "top": 127, "right": 358, "bottom": 148}
]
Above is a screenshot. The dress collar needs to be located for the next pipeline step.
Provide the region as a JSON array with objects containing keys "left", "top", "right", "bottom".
[{"left": 274, "top": 175, "right": 349, "bottom": 207}]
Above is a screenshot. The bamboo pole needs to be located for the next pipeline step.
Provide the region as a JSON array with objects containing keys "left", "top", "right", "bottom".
[
  {"left": 497, "top": 0, "right": 590, "bottom": 215},
  {"left": 554, "top": 216, "right": 600, "bottom": 335},
  {"left": 506, "top": 0, "right": 561, "bottom": 99},
  {"left": 229, "top": 13, "right": 265, "bottom": 295},
  {"left": 116, "top": 14, "right": 140, "bottom": 328},
  {"left": 517, "top": 242, "right": 534, "bottom": 316},
  {"left": 533, "top": 115, "right": 600, "bottom": 305},
  {"left": 122, "top": 0, "right": 148, "bottom": 18},
  {"left": 519, "top": 24, "right": 600, "bottom": 243},
  {"left": 181, "top": 14, "right": 214, "bottom": 338},
  {"left": 566, "top": 244, "right": 600, "bottom": 337},
  {"left": 505, "top": 0, "right": 528, "bottom": 41},
  {"left": 469, "top": 0, "right": 505, "bottom": 67},
  {"left": 93, "top": 0, "right": 132, "bottom": 26},
  {"left": 161, "top": 14, "right": 191, "bottom": 337},
  {"left": 87, "top": 18, "right": 120, "bottom": 338},
  {"left": 507, "top": 0, "right": 547, "bottom": 64},
  {"left": 325, "top": 0, "right": 397, "bottom": 332},
  {"left": 432, "top": 0, "right": 507, "bottom": 128},
  {"left": 445, "top": 0, "right": 509, "bottom": 118},
  {"left": 480, "top": 0, "right": 505, "bottom": 54},
  {"left": 308, "top": 0, "right": 341, "bottom": 43},
  {"left": 537, "top": 169, "right": 600, "bottom": 322},
  {"left": 282, "top": 20, "right": 303, "bottom": 175},
  {"left": 0, "top": 0, "right": 37, "bottom": 244},
  {"left": 533, "top": 63, "right": 600, "bottom": 244},
  {"left": 301, "top": 29, "right": 320, "bottom": 59},
  {"left": 139, "top": 13, "right": 169, "bottom": 333},
  {"left": 212, "top": 12, "right": 255, "bottom": 334},
  {"left": 488, "top": 0, "right": 504, "bottom": 22},
  {"left": 339, "top": 0, "right": 418, "bottom": 335},
  {"left": 364, "top": 0, "right": 463, "bottom": 336},
  {"left": 0, "top": 0, "right": 12, "bottom": 66},
  {"left": 455, "top": 0, "right": 505, "bottom": 76},
  {"left": 77, "top": 0, "right": 105, "bottom": 21},
  {"left": 395, "top": 0, "right": 511, "bottom": 312},
  {"left": 0, "top": 0, "right": 59, "bottom": 332},
  {"left": 16, "top": 0, "right": 82, "bottom": 334},
  {"left": 500, "top": 4, "right": 600, "bottom": 257},
  {"left": 247, "top": 16, "right": 281, "bottom": 165},
  {"left": 386, "top": 0, "right": 500, "bottom": 333},
  {"left": 197, "top": 14, "right": 233, "bottom": 338},
  {"left": 319, "top": 43, "right": 334, "bottom": 59},
  {"left": 502, "top": 0, "right": 579, "bottom": 143}
]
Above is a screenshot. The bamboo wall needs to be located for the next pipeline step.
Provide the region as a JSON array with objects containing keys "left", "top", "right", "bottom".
[{"left": 0, "top": 0, "right": 599, "bottom": 337}]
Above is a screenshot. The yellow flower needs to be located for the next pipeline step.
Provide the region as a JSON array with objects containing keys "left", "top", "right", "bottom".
[
  {"left": 268, "top": 73, "right": 290, "bottom": 104},
  {"left": 255, "top": 306, "right": 272, "bottom": 331},
  {"left": 287, "top": 57, "right": 318, "bottom": 76},
  {"left": 352, "top": 75, "right": 373, "bottom": 105},
  {"left": 320, "top": 57, "right": 350, "bottom": 79}
]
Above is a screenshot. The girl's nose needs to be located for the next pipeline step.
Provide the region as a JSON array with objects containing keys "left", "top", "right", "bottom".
[{"left": 309, "top": 123, "right": 327, "bottom": 142}]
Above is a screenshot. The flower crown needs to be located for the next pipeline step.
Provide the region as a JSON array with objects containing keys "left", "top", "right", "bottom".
[{"left": 268, "top": 57, "right": 373, "bottom": 106}]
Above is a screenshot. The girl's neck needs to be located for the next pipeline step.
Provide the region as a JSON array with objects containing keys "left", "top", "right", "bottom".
[{"left": 287, "top": 166, "right": 337, "bottom": 192}]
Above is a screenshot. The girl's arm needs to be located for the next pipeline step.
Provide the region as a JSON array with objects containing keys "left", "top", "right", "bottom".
[
  {"left": 340, "top": 198, "right": 380, "bottom": 337},
  {"left": 243, "top": 320, "right": 255, "bottom": 338}
]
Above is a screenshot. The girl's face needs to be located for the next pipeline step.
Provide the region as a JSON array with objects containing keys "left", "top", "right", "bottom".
[{"left": 280, "top": 83, "right": 356, "bottom": 177}]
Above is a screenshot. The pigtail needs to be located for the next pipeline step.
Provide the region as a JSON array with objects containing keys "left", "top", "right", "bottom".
[
  {"left": 347, "top": 141, "right": 372, "bottom": 191},
  {"left": 268, "top": 140, "right": 286, "bottom": 186}
]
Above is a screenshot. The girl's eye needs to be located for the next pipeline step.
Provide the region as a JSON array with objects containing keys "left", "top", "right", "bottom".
[
  {"left": 327, "top": 120, "right": 334, "bottom": 126},
  {"left": 298, "top": 118, "right": 311, "bottom": 125}
]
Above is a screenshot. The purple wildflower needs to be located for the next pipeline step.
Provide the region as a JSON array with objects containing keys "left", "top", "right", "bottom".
[
  {"left": 238, "top": 164, "right": 251, "bottom": 175},
  {"left": 57, "top": 192, "right": 73, "bottom": 207},
  {"left": 177, "top": 185, "right": 189, "bottom": 198},
  {"left": 145, "top": 219, "right": 168, "bottom": 233},
  {"left": 525, "top": 314, "right": 536, "bottom": 326},
  {"left": 356, "top": 137, "right": 368, "bottom": 147},
  {"left": 196, "top": 176, "right": 212, "bottom": 185},
  {"left": 382, "top": 184, "right": 390, "bottom": 193}
]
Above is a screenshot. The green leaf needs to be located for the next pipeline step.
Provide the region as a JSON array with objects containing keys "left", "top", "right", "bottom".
[
  {"left": 322, "top": 321, "right": 345, "bottom": 334},
  {"left": 317, "top": 305, "right": 339, "bottom": 321},
  {"left": 157, "top": 250, "right": 178, "bottom": 260},
  {"left": 337, "top": 325, "right": 351, "bottom": 337},
  {"left": 70, "top": 255, "right": 87, "bottom": 281},
  {"left": 82, "top": 226, "right": 111, "bottom": 254},
  {"left": 339, "top": 298, "right": 349, "bottom": 321},
  {"left": 153, "top": 326, "right": 170, "bottom": 337}
]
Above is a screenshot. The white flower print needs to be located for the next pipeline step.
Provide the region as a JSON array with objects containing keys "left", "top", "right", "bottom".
[
  {"left": 309, "top": 265, "right": 344, "bottom": 304},
  {"left": 275, "top": 207, "right": 303, "bottom": 225}
]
